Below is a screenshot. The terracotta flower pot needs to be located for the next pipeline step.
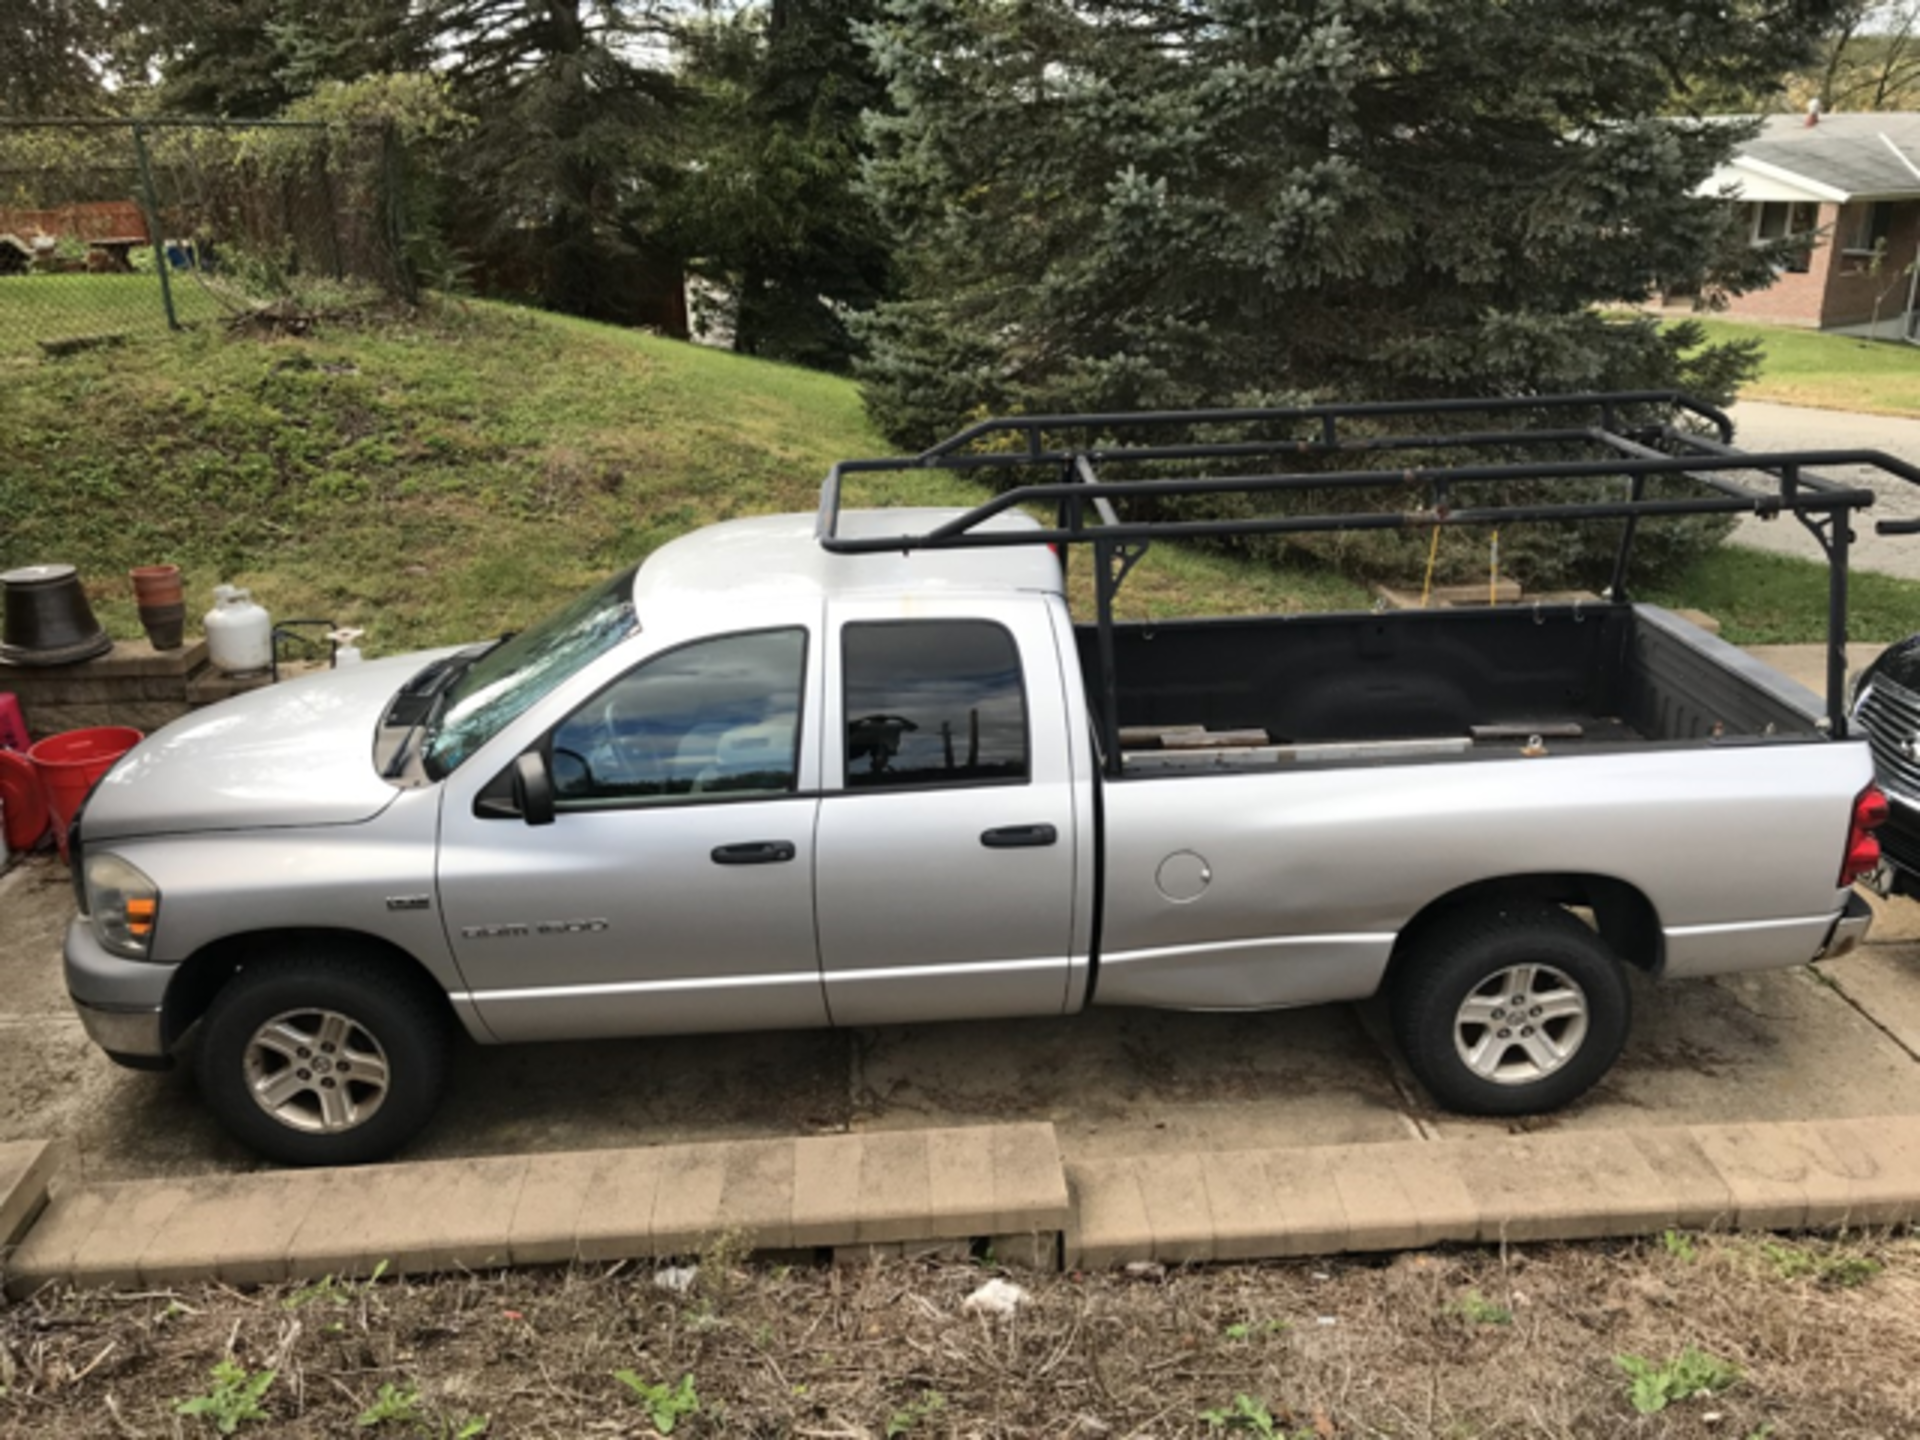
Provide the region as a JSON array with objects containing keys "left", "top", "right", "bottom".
[{"left": 130, "top": 565, "right": 184, "bottom": 607}]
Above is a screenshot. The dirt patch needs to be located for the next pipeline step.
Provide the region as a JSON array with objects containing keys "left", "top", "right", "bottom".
[{"left": 3, "top": 1231, "right": 1917, "bottom": 1437}]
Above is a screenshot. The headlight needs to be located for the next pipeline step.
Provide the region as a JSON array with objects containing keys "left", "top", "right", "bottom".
[{"left": 84, "top": 854, "right": 161, "bottom": 960}]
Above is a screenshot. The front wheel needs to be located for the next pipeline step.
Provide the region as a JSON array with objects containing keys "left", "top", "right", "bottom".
[
  {"left": 1390, "top": 904, "right": 1631, "bottom": 1116},
  {"left": 200, "top": 949, "right": 451, "bottom": 1166}
]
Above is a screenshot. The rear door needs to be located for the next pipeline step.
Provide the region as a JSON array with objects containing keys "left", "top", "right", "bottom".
[{"left": 813, "top": 599, "right": 1085, "bottom": 1024}]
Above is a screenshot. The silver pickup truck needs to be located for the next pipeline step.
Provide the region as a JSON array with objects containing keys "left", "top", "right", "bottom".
[{"left": 63, "top": 393, "right": 1908, "bottom": 1164}]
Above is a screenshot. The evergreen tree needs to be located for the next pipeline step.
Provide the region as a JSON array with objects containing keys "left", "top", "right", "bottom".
[
  {"left": 858, "top": 0, "right": 1846, "bottom": 448},
  {"left": 670, "top": 0, "right": 893, "bottom": 369},
  {"left": 119, "top": 0, "right": 423, "bottom": 117},
  {"left": 427, "top": 0, "right": 682, "bottom": 325},
  {"left": 2, "top": 0, "right": 113, "bottom": 114}
]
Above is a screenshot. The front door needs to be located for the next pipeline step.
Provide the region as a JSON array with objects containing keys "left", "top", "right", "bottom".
[
  {"left": 813, "top": 605, "right": 1083, "bottom": 1024},
  {"left": 439, "top": 627, "right": 829, "bottom": 1041}
]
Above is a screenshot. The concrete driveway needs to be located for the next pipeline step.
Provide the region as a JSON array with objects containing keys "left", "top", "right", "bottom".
[
  {"left": 7, "top": 848, "right": 1920, "bottom": 1187},
  {"left": 1728, "top": 400, "right": 1920, "bottom": 577}
]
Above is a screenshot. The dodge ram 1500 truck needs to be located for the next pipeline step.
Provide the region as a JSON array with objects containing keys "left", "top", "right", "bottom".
[{"left": 63, "top": 393, "right": 1911, "bottom": 1164}]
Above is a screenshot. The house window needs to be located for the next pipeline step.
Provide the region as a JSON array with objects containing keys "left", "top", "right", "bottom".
[
  {"left": 1750, "top": 201, "right": 1819, "bottom": 273},
  {"left": 1844, "top": 201, "right": 1894, "bottom": 256}
]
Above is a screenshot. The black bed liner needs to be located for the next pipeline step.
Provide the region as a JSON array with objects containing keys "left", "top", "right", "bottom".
[{"left": 816, "top": 391, "right": 1920, "bottom": 772}]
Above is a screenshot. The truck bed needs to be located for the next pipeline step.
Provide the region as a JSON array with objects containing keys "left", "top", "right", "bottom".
[{"left": 1077, "top": 602, "right": 1825, "bottom": 774}]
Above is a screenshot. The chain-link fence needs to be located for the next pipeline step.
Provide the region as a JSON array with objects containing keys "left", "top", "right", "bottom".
[{"left": 0, "top": 119, "right": 414, "bottom": 359}]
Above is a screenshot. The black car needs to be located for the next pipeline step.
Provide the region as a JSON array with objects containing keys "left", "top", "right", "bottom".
[{"left": 1853, "top": 636, "right": 1920, "bottom": 896}]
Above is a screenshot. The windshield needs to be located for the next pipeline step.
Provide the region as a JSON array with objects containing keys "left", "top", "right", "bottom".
[{"left": 423, "top": 567, "right": 640, "bottom": 778}]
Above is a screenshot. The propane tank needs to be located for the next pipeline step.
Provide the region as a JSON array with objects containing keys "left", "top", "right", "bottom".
[
  {"left": 205, "top": 585, "right": 273, "bottom": 675},
  {"left": 329, "top": 627, "right": 365, "bottom": 666}
]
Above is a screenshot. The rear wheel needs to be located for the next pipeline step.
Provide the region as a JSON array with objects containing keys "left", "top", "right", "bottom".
[
  {"left": 200, "top": 949, "right": 451, "bottom": 1166},
  {"left": 1390, "top": 903, "right": 1630, "bottom": 1115}
]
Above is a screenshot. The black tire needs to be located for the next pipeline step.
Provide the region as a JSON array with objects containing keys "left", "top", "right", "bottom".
[
  {"left": 1389, "top": 903, "right": 1631, "bottom": 1116},
  {"left": 200, "top": 947, "right": 452, "bottom": 1166}
]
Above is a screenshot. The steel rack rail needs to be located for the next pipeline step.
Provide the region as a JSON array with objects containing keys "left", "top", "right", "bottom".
[{"left": 815, "top": 391, "right": 1920, "bottom": 770}]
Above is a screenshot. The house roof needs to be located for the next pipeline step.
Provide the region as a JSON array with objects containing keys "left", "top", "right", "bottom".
[{"left": 1698, "top": 112, "right": 1920, "bottom": 203}]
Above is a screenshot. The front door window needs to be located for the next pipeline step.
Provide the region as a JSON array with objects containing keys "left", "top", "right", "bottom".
[{"left": 548, "top": 628, "right": 807, "bottom": 806}]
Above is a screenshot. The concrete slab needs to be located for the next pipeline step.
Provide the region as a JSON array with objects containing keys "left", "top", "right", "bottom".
[
  {"left": 1131, "top": 1156, "right": 1213, "bottom": 1264},
  {"left": 1857, "top": 886, "right": 1920, "bottom": 945},
  {"left": 9, "top": 1124, "right": 1070, "bottom": 1294},
  {"left": 6, "top": 1184, "right": 111, "bottom": 1294},
  {"left": 1066, "top": 1117, "right": 1920, "bottom": 1266},
  {"left": 1823, "top": 932, "right": 1920, "bottom": 1059},
  {"left": 1629, "top": 1128, "right": 1736, "bottom": 1230},
  {"left": 138, "top": 1174, "right": 317, "bottom": 1287},
  {"left": 507, "top": 1149, "right": 600, "bottom": 1266},
  {"left": 851, "top": 1007, "right": 1419, "bottom": 1161},
  {"left": 0, "top": 1140, "right": 55, "bottom": 1247},
  {"left": 575, "top": 1146, "right": 666, "bottom": 1263}
]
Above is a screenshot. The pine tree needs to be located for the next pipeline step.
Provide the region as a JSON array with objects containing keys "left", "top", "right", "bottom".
[
  {"left": 857, "top": 0, "right": 1846, "bottom": 448},
  {"left": 669, "top": 0, "right": 893, "bottom": 369}
]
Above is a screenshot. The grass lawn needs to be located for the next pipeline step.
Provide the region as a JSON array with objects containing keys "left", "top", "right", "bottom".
[
  {"left": 1645, "top": 544, "right": 1920, "bottom": 646},
  {"left": 0, "top": 270, "right": 230, "bottom": 358},
  {"left": 1674, "top": 314, "right": 1920, "bottom": 417},
  {"left": 0, "top": 299, "right": 1366, "bottom": 655}
]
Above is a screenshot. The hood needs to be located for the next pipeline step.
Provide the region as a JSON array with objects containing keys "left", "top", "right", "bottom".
[{"left": 82, "top": 650, "right": 454, "bottom": 840}]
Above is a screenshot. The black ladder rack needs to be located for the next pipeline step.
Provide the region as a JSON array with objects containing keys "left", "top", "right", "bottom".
[{"left": 815, "top": 391, "right": 1920, "bottom": 765}]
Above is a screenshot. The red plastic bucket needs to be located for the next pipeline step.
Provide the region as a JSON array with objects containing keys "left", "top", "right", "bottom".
[{"left": 28, "top": 726, "right": 142, "bottom": 860}]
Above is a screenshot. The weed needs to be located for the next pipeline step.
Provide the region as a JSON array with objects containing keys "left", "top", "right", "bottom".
[
  {"left": 1662, "top": 1230, "right": 1699, "bottom": 1263},
  {"left": 614, "top": 1371, "right": 700, "bottom": 1434},
  {"left": 444, "top": 1419, "right": 489, "bottom": 1439},
  {"left": 885, "top": 1389, "right": 948, "bottom": 1436},
  {"left": 1614, "top": 1347, "right": 1742, "bottom": 1415},
  {"left": 1199, "top": 1394, "right": 1313, "bottom": 1437},
  {"left": 175, "top": 1359, "right": 277, "bottom": 1434},
  {"left": 1759, "top": 1239, "right": 1882, "bottom": 1288},
  {"left": 1450, "top": 1291, "right": 1513, "bottom": 1326},
  {"left": 285, "top": 1259, "right": 391, "bottom": 1310},
  {"left": 357, "top": 1382, "right": 425, "bottom": 1428}
]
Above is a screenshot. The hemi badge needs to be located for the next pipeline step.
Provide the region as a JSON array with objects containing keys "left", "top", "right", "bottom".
[{"left": 386, "top": 896, "right": 432, "bottom": 912}]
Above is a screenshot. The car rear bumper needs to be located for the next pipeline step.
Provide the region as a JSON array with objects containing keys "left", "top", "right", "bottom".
[{"left": 1818, "top": 890, "right": 1875, "bottom": 963}]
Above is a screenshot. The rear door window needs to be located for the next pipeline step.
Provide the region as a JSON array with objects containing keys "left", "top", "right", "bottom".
[{"left": 841, "top": 620, "right": 1028, "bottom": 789}]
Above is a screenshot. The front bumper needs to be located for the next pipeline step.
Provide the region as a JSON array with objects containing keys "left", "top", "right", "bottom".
[
  {"left": 1818, "top": 891, "right": 1875, "bottom": 962},
  {"left": 73, "top": 999, "right": 170, "bottom": 1070},
  {"left": 1876, "top": 793, "right": 1920, "bottom": 896},
  {"left": 64, "top": 916, "right": 176, "bottom": 1069}
]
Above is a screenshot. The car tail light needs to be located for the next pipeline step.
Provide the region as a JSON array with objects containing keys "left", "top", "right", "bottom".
[{"left": 1840, "top": 783, "right": 1889, "bottom": 887}]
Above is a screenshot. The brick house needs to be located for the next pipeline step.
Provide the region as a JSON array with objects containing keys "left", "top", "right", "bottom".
[{"left": 1696, "top": 112, "right": 1920, "bottom": 333}]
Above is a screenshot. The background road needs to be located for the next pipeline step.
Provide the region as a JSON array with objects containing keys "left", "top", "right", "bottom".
[{"left": 1729, "top": 400, "right": 1920, "bottom": 577}]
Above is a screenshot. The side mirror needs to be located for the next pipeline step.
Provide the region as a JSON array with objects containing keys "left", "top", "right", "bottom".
[{"left": 512, "top": 751, "right": 556, "bottom": 826}]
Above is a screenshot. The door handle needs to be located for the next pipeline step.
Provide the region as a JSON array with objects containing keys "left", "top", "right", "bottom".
[
  {"left": 711, "top": 840, "right": 797, "bottom": 865},
  {"left": 980, "top": 823, "right": 1058, "bottom": 849}
]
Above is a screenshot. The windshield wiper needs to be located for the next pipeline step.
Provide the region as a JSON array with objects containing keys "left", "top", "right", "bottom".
[{"left": 383, "top": 648, "right": 490, "bottom": 779}]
